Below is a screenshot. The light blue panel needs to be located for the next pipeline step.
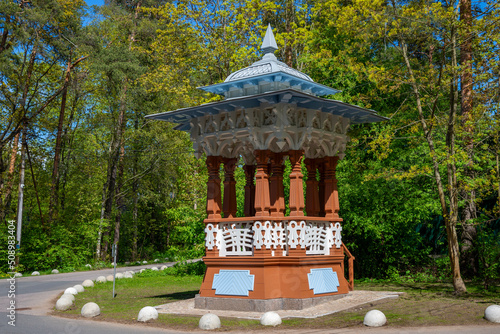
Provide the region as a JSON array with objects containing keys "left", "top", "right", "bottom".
[
  {"left": 307, "top": 268, "right": 340, "bottom": 295},
  {"left": 212, "top": 270, "right": 255, "bottom": 296}
]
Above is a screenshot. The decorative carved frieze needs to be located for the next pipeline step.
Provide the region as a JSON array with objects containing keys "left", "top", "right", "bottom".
[{"left": 190, "top": 103, "right": 350, "bottom": 159}]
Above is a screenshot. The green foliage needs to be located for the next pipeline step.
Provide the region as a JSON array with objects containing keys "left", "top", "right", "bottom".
[
  {"left": 1, "top": 0, "right": 499, "bottom": 286},
  {"left": 476, "top": 220, "right": 500, "bottom": 287},
  {"left": 164, "top": 261, "right": 206, "bottom": 276}
]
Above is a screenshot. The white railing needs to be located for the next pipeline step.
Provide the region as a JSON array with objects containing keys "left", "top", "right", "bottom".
[{"left": 204, "top": 220, "right": 342, "bottom": 257}]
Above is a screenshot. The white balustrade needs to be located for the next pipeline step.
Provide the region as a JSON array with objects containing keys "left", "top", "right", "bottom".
[{"left": 204, "top": 220, "right": 342, "bottom": 257}]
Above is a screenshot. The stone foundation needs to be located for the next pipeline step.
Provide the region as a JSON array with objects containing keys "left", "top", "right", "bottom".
[{"left": 194, "top": 293, "right": 347, "bottom": 312}]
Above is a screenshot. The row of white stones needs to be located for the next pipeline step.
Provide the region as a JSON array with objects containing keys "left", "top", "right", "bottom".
[
  {"left": 363, "top": 307, "right": 500, "bottom": 327},
  {"left": 54, "top": 267, "right": 172, "bottom": 321},
  {"left": 199, "top": 312, "right": 282, "bottom": 330},
  {"left": 16, "top": 259, "right": 166, "bottom": 277}
]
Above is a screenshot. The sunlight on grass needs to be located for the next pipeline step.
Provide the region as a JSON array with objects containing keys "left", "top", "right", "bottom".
[{"left": 55, "top": 270, "right": 499, "bottom": 331}]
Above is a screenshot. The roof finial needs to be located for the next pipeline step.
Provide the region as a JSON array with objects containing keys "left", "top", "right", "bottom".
[{"left": 261, "top": 24, "right": 278, "bottom": 55}]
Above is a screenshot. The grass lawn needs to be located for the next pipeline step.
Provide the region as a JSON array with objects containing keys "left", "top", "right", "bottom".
[{"left": 54, "top": 270, "right": 500, "bottom": 331}]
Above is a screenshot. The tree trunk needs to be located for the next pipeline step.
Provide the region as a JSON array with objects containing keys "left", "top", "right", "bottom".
[
  {"left": 113, "top": 142, "right": 125, "bottom": 262},
  {"left": 131, "top": 118, "right": 140, "bottom": 262},
  {"left": 132, "top": 187, "right": 139, "bottom": 262},
  {"left": 496, "top": 145, "right": 500, "bottom": 217},
  {"left": 447, "top": 26, "right": 466, "bottom": 293},
  {"left": 59, "top": 86, "right": 81, "bottom": 212},
  {"left": 96, "top": 184, "right": 106, "bottom": 261},
  {"left": 1, "top": 132, "right": 20, "bottom": 223},
  {"left": 100, "top": 81, "right": 128, "bottom": 261},
  {"left": 459, "top": 0, "right": 477, "bottom": 277},
  {"left": 401, "top": 41, "right": 466, "bottom": 294},
  {"left": 285, "top": 0, "right": 293, "bottom": 67},
  {"left": 49, "top": 62, "right": 70, "bottom": 221},
  {"left": 49, "top": 56, "right": 87, "bottom": 222}
]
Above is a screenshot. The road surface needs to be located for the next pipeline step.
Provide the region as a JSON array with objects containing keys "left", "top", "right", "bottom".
[{"left": 0, "top": 263, "right": 498, "bottom": 333}]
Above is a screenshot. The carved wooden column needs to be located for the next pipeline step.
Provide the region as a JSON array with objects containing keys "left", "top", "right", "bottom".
[
  {"left": 206, "top": 156, "right": 222, "bottom": 219},
  {"left": 318, "top": 158, "right": 326, "bottom": 217},
  {"left": 243, "top": 164, "right": 256, "bottom": 217},
  {"left": 254, "top": 150, "right": 271, "bottom": 217},
  {"left": 222, "top": 158, "right": 237, "bottom": 218},
  {"left": 324, "top": 156, "right": 340, "bottom": 219},
  {"left": 288, "top": 150, "right": 305, "bottom": 217},
  {"left": 269, "top": 153, "right": 285, "bottom": 217},
  {"left": 304, "top": 158, "right": 320, "bottom": 217}
]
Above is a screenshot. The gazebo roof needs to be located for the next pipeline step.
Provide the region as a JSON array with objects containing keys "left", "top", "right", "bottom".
[
  {"left": 146, "top": 89, "right": 387, "bottom": 131},
  {"left": 146, "top": 25, "right": 388, "bottom": 130},
  {"left": 200, "top": 25, "right": 339, "bottom": 97}
]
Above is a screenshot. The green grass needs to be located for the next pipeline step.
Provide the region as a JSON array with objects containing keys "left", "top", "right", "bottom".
[{"left": 54, "top": 271, "right": 500, "bottom": 331}]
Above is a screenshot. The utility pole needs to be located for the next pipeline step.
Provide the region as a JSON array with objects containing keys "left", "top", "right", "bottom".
[
  {"left": 112, "top": 243, "right": 117, "bottom": 298},
  {"left": 15, "top": 126, "right": 27, "bottom": 265}
]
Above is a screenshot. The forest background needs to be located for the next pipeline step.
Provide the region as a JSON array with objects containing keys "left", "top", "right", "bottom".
[{"left": 0, "top": 0, "right": 499, "bottom": 294}]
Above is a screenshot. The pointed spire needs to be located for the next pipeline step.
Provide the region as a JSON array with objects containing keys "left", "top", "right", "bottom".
[{"left": 261, "top": 24, "right": 278, "bottom": 54}]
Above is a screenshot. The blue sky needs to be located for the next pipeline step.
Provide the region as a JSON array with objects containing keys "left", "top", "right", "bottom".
[{"left": 85, "top": 0, "right": 104, "bottom": 6}]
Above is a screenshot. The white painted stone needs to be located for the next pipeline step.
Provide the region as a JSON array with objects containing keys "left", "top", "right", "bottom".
[
  {"left": 61, "top": 293, "right": 75, "bottom": 302},
  {"left": 96, "top": 276, "right": 107, "bottom": 283},
  {"left": 64, "top": 287, "right": 78, "bottom": 295},
  {"left": 31, "top": 271, "right": 40, "bottom": 276},
  {"left": 260, "top": 311, "right": 281, "bottom": 326},
  {"left": 142, "top": 260, "right": 148, "bottom": 264},
  {"left": 85, "top": 264, "right": 92, "bottom": 269},
  {"left": 485, "top": 305, "right": 500, "bottom": 323},
  {"left": 151, "top": 267, "right": 159, "bottom": 271},
  {"left": 82, "top": 279, "right": 94, "bottom": 288},
  {"left": 363, "top": 310, "right": 387, "bottom": 327},
  {"left": 154, "top": 259, "right": 159, "bottom": 262},
  {"left": 160, "top": 265, "right": 168, "bottom": 270},
  {"left": 124, "top": 272, "right": 133, "bottom": 278},
  {"left": 140, "top": 269, "right": 145, "bottom": 273},
  {"left": 199, "top": 313, "right": 221, "bottom": 330},
  {"left": 81, "top": 302, "right": 100, "bottom": 318},
  {"left": 106, "top": 275, "right": 114, "bottom": 282},
  {"left": 56, "top": 297, "right": 73, "bottom": 311},
  {"left": 115, "top": 273, "right": 124, "bottom": 279},
  {"left": 51, "top": 269, "right": 59, "bottom": 274},
  {"left": 73, "top": 284, "right": 84, "bottom": 293},
  {"left": 14, "top": 273, "right": 22, "bottom": 277},
  {"left": 137, "top": 306, "right": 159, "bottom": 322}
]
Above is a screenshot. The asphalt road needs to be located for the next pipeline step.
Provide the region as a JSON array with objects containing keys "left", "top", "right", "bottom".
[
  {"left": 0, "top": 312, "right": 188, "bottom": 334},
  {"left": 0, "top": 262, "right": 192, "bottom": 333},
  {"left": 0, "top": 263, "right": 499, "bottom": 334}
]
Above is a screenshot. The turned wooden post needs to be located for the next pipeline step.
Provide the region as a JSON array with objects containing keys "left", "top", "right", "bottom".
[
  {"left": 254, "top": 150, "right": 271, "bottom": 217},
  {"left": 304, "top": 158, "right": 320, "bottom": 217},
  {"left": 206, "top": 156, "right": 222, "bottom": 219},
  {"left": 222, "top": 158, "right": 237, "bottom": 218},
  {"left": 288, "top": 150, "right": 305, "bottom": 216},
  {"left": 243, "top": 164, "right": 256, "bottom": 217},
  {"left": 324, "top": 156, "right": 340, "bottom": 219},
  {"left": 318, "top": 159, "right": 326, "bottom": 217},
  {"left": 269, "top": 153, "right": 285, "bottom": 217}
]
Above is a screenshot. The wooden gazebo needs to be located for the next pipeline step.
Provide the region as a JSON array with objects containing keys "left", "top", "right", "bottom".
[{"left": 147, "top": 25, "right": 387, "bottom": 311}]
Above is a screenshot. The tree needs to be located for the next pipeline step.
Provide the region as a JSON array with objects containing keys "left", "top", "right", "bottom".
[
  {"left": 307, "top": 0, "right": 498, "bottom": 293},
  {"left": 0, "top": 0, "right": 86, "bottom": 224}
]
